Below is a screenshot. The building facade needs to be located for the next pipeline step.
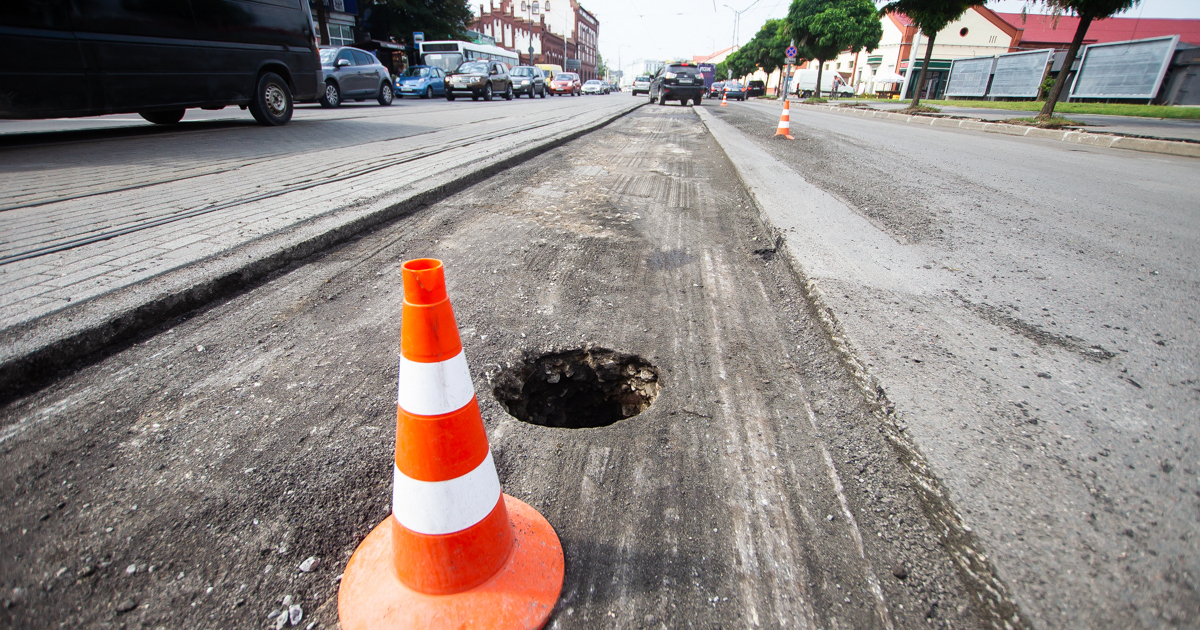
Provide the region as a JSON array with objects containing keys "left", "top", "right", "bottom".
[{"left": 474, "top": 0, "right": 599, "bottom": 80}]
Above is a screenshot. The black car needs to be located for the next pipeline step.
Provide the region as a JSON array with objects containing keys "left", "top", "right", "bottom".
[
  {"left": 650, "top": 62, "right": 704, "bottom": 106},
  {"left": 319, "top": 47, "right": 393, "bottom": 108},
  {"left": 746, "top": 80, "right": 766, "bottom": 97},
  {"left": 0, "top": 0, "right": 320, "bottom": 126},
  {"left": 509, "top": 66, "right": 547, "bottom": 98},
  {"left": 708, "top": 81, "right": 725, "bottom": 98},
  {"left": 446, "top": 60, "right": 514, "bottom": 101}
]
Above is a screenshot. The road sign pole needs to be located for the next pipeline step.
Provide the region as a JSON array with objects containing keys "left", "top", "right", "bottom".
[{"left": 782, "top": 42, "right": 801, "bottom": 100}]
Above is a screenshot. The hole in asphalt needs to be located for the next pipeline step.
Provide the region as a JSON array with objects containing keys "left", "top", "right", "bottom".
[{"left": 493, "top": 347, "right": 661, "bottom": 429}]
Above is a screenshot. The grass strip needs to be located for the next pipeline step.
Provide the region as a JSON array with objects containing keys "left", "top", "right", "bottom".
[{"left": 916, "top": 100, "right": 1199, "bottom": 119}]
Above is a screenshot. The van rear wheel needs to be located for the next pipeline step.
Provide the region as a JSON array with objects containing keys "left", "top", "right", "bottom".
[
  {"left": 250, "top": 72, "right": 293, "bottom": 125},
  {"left": 139, "top": 109, "right": 185, "bottom": 125}
]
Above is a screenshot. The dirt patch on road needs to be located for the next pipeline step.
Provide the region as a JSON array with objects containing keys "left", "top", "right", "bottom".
[{"left": 2, "top": 106, "right": 978, "bottom": 628}]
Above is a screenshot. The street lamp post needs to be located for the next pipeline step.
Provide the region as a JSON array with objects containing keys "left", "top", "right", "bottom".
[{"left": 722, "top": 0, "right": 761, "bottom": 49}]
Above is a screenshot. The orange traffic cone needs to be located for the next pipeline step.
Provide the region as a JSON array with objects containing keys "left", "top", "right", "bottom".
[
  {"left": 773, "top": 99, "right": 794, "bottom": 139},
  {"left": 720, "top": 90, "right": 728, "bottom": 107},
  {"left": 339, "top": 259, "right": 564, "bottom": 629}
]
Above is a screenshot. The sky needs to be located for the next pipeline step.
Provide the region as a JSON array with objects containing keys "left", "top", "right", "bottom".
[{"left": 584, "top": 0, "right": 1200, "bottom": 79}]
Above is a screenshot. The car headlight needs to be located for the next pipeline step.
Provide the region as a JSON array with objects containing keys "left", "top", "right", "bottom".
[{"left": 521, "top": 80, "right": 529, "bottom": 85}]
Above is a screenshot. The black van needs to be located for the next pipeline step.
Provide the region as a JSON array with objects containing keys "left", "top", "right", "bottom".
[{"left": 0, "top": 0, "right": 321, "bottom": 126}]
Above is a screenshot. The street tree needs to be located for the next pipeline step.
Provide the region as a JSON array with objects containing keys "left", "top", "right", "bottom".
[
  {"left": 746, "top": 19, "right": 792, "bottom": 77},
  {"left": 1033, "top": 0, "right": 1140, "bottom": 119},
  {"left": 786, "top": 0, "right": 882, "bottom": 99},
  {"left": 718, "top": 46, "right": 760, "bottom": 82},
  {"left": 879, "top": 0, "right": 979, "bottom": 108},
  {"left": 360, "top": 0, "right": 475, "bottom": 45}
]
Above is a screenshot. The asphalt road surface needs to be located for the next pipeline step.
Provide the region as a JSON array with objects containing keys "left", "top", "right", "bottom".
[
  {"left": 1, "top": 102, "right": 977, "bottom": 628},
  {"left": 706, "top": 98, "right": 1198, "bottom": 629}
]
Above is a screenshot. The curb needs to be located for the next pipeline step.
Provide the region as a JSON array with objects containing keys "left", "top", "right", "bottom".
[
  {"left": 694, "top": 104, "right": 1033, "bottom": 630},
  {"left": 796, "top": 103, "right": 1200, "bottom": 159},
  {"left": 0, "top": 102, "right": 644, "bottom": 405}
]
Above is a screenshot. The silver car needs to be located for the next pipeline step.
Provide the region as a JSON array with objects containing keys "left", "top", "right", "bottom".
[{"left": 318, "top": 47, "right": 394, "bottom": 108}]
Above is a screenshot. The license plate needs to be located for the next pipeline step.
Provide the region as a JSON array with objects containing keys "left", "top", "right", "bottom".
[
  {"left": 678, "top": 78, "right": 693, "bottom": 84},
  {"left": 400, "top": 86, "right": 413, "bottom": 91}
]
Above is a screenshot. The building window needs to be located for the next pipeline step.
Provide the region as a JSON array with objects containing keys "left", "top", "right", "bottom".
[
  {"left": 545, "top": 1, "right": 549, "bottom": 10},
  {"left": 521, "top": 1, "right": 526, "bottom": 9},
  {"left": 533, "top": 1, "right": 539, "bottom": 13},
  {"left": 329, "top": 23, "right": 354, "bottom": 46},
  {"left": 959, "top": 27, "right": 969, "bottom": 36}
]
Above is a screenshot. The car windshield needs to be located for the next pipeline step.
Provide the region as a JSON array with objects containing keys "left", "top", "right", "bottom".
[
  {"left": 319, "top": 49, "right": 338, "bottom": 64},
  {"left": 402, "top": 67, "right": 431, "bottom": 77},
  {"left": 553, "top": 74, "right": 573, "bottom": 81},
  {"left": 455, "top": 61, "right": 489, "bottom": 74},
  {"left": 511, "top": 68, "right": 536, "bottom": 77},
  {"left": 584, "top": 80, "right": 600, "bottom": 85}
]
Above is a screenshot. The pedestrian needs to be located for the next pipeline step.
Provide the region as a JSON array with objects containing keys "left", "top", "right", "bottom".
[{"left": 831, "top": 75, "right": 842, "bottom": 99}]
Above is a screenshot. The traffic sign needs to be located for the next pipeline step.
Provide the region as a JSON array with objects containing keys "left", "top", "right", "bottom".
[
  {"left": 785, "top": 45, "right": 798, "bottom": 58},
  {"left": 785, "top": 56, "right": 796, "bottom": 64}
]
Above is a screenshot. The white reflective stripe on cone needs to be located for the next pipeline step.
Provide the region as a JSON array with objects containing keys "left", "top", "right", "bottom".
[
  {"left": 392, "top": 451, "right": 502, "bottom": 535},
  {"left": 779, "top": 121, "right": 790, "bottom": 128},
  {"left": 398, "top": 351, "right": 475, "bottom": 416}
]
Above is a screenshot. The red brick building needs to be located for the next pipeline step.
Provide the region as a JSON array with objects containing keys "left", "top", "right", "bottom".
[{"left": 474, "top": 0, "right": 599, "bottom": 81}]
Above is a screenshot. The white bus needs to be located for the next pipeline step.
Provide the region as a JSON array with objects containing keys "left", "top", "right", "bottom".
[{"left": 418, "top": 41, "right": 520, "bottom": 73}]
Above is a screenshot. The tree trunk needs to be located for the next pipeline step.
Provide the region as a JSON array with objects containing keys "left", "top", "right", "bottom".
[
  {"left": 1039, "top": 13, "right": 1093, "bottom": 119},
  {"left": 910, "top": 31, "right": 936, "bottom": 108},
  {"left": 314, "top": 0, "right": 330, "bottom": 46},
  {"left": 815, "top": 61, "right": 823, "bottom": 99}
]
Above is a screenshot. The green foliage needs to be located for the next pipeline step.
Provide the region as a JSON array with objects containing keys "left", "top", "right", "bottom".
[
  {"left": 721, "top": 47, "right": 759, "bottom": 79},
  {"left": 746, "top": 19, "right": 793, "bottom": 76},
  {"left": 597, "top": 54, "right": 608, "bottom": 78},
  {"left": 786, "top": 0, "right": 883, "bottom": 63},
  {"left": 1039, "top": 74, "right": 1056, "bottom": 99},
  {"left": 1036, "top": 0, "right": 1139, "bottom": 20},
  {"left": 878, "top": 0, "right": 978, "bottom": 40},
  {"left": 361, "top": 0, "right": 475, "bottom": 44}
]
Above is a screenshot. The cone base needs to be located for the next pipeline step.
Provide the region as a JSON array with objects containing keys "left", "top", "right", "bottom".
[{"left": 338, "top": 495, "right": 564, "bottom": 630}]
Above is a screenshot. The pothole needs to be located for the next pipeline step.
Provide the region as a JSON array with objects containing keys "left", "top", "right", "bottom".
[{"left": 493, "top": 347, "right": 661, "bottom": 429}]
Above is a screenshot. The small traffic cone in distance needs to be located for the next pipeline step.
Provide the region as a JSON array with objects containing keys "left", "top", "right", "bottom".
[
  {"left": 720, "top": 90, "right": 728, "bottom": 107},
  {"left": 774, "top": 99, "right": 794, "bottom": 140},
  {"left": 338, "top": 258, "right": 564, "bottom": 630}
]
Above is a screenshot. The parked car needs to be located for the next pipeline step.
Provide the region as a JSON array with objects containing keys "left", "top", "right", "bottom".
[
  {"left": 650, "top": 62, "right": 704, "bottom": 106},
  {"left": 445, "top": 60, "right": 513, "bottom": 101},
  {"left": 708, "top": 81, "right": 725, "bottom": 98},
  {"left": 509, "top": 66, "right": 547, "bottom": 98},
  {"left": 0, "top": 0, "right": 320, "bottom": 125},
  {"left": 320, "top": 47, "right": 394, "bottom": 107},
  {"left": 394, "top": 65, "right": 445, "bottom": 99},
  {"left": 582, "top": 80, "right": 604, "bottom": 95},
  {"left": 723, "top": 81, "right": 748, "bottom": 101},
  {"left": 746, "top": 80, "right": 766, "bottom": 97},
  {"left": 632, "top": 75, "right": 652, "bottom": 95},
  {"left": 549, "top": 73, "right": 581, "bottom": 96}
]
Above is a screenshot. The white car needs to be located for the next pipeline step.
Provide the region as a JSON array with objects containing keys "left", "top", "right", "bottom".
[
  {"left": 632, "top": 76, "right": 651, "bottom": 95},
  {"left": 582, "top": 80, "right": 603, "bottom": 94}
]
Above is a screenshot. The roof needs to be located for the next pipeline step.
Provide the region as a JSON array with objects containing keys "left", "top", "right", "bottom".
[
  {"left": 694, "top": 46, "right": 736, "bottom": 63},
  {"left": 996, "top": 12, "right": 1200, "bottom": 47}
]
